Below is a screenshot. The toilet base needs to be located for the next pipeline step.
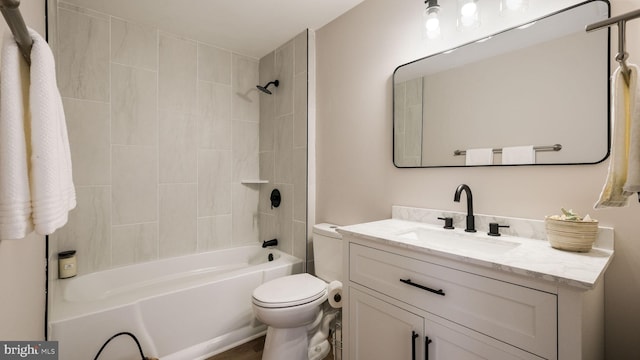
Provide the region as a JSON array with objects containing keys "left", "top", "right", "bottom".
[{"left": 261, "top": 325, "right": 310, "bottom": 360}]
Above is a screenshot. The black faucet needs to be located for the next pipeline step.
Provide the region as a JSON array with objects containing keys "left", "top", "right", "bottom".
[
  {"left": 453, "top": 184, "right": 476, "bottom": 233},
  {"left": 262, "top": 239, "right": 278, "bottom": 248}
]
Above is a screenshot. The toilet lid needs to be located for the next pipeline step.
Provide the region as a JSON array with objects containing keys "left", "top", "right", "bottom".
[{"left": 252, "top": 273, "right": 327, "bottom": 308}]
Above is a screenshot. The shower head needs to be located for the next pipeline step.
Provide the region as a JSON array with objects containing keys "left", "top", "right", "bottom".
[{"left": 256, "top": 80, "right": 279, "bottom": 94}]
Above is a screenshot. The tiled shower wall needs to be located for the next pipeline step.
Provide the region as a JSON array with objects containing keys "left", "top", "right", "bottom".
[
  {"left": 258, "top": 32, "right": 309, "bottom": 266},
  {"left": 50, "top": 2, "right": 307, "bottom": 276}
]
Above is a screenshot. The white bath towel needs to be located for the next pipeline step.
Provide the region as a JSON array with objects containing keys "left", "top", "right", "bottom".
[
  {"left": 595, "top": 65, "right": 637, "bottom": 208},
  {"left": 465, "top": 148, "right": 493, "bottom": 165},
  {"left": 0, "top": 29, "right": 76, "bottom": 240},
  {"left": 0, "top": 31, "right": 32, "bottom": 239},
  {"left": 502, "top": 146, "right": 535, "bottom": 165}
]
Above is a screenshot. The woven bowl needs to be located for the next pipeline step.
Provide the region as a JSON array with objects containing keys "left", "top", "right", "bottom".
[{"left": 545, "top": 217, "right": 598, "bottom": 252}]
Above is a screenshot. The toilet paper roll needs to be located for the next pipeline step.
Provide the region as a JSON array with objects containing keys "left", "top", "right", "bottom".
[{"left": 327, "top": 280, "right": 343, "bottom": 309}]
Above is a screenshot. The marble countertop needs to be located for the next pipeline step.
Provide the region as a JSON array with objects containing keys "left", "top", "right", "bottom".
[{"left": 338, "top": 216, "right": 614, "bottom": 290}]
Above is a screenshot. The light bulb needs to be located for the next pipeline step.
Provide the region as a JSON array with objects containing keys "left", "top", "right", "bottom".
[
  {"left": 426, "top": 17, "right": 439, "bottom": 31},
  {"left": 424, "top": 5, "right": 441, "bottom": 39},
  {"left": 460, "top": 2, "right": 477, "bottom": 17},
  {"left": 458, "top": 0, "right": 479, "bottom": 28}
]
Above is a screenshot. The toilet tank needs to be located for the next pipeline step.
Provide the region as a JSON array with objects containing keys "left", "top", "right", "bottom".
[{"left": 312, "top": 223, "right": 343, "bottom": 282}]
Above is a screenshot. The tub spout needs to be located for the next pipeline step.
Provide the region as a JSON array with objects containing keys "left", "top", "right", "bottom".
[{"left": 262, "top": 238, "right": 278, "bottom": 248}]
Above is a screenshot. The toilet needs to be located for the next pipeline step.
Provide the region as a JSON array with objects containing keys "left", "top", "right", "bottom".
[{"left": 252, "top": 223, "right": 343, "bottom": 360}]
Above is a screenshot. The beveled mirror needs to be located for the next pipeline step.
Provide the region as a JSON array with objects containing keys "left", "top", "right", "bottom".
[{"left": 393, "top": 0, "right": 610, "bottom": 167}]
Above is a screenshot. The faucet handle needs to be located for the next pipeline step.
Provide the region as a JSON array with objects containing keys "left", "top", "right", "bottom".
[
  {"left": 487, "top": 223, "right": 510, "bottom": 237},
  {"left": 437, "top": 217, "right": 454, "bottom": 229}
]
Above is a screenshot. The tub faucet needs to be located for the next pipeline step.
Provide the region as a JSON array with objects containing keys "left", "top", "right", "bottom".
[
  {"left": 262, "top": 238, "right": 278, "bottom": 248},
  {"left": 453, "top": 184, "right": 476, "bottom": 233}
]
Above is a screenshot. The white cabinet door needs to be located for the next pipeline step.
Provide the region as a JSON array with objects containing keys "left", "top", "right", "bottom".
[
  {"left": 424, "top": 314, "right": 544, "bottom": 360},
  {"left": 349, "top": 288, "right": 424, "bottom": 360}
]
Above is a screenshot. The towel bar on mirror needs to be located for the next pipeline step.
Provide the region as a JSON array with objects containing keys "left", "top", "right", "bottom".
[{"left": 453, "top": 144, "right": 562, "bottom": 156}]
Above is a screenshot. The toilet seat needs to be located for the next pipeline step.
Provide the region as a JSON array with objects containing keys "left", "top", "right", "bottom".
[{"left": 253, "top": 273, "right": 327, "bottom": 308}]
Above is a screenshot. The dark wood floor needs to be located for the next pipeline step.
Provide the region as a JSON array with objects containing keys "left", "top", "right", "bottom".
[{"left": 206, "top": 335, "right": 335, "bottom": 360}]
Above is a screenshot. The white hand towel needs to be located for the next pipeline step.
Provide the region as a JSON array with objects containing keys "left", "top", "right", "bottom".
[
  {"left": 502, "top": 146, "right": 535, "bottom": 165},
  {"left": 595, "top": 65, "right": 636, "bottom": 208},
  {"left": 0, "top": 31, "right": 33, "bottom": 239},
  {"left": 28, "top": 29, "right": 76, "bottom": 235},
  {"left": 0, "top": 29, "right": 76, "bottom": 240},
  {"left": 465, "top": 148, "right": 493, "bottom": 165},
  {"left": 623, "top": 64, "right": 640, "bottom": 193}
]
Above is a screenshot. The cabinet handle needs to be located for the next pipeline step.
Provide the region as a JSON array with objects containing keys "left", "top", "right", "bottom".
[
  {"left": 411, "top": 331, "right": 419, "bottom": 360},
  {"left": 400, "top": 278, "right": 446, "bottom": 296},
  {"left": 425, "top": 336, "right": 433, "bottom": 360}
]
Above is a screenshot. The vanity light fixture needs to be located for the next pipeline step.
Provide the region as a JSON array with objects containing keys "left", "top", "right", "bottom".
[
  {"left": 424, "top": 0, "right": 442, "bottom": 39},
  {"left": 458, "top": 0, "right": 480, "bottom": 28}
]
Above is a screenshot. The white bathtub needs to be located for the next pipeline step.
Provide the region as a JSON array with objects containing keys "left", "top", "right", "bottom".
[{"left": 49, "top": 245, "right": 303, "bottom": 360}]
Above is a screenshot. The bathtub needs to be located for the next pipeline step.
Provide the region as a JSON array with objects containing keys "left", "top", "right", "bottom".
[{"left": 48, "top": 245, "right": 303, "bottom": 360}]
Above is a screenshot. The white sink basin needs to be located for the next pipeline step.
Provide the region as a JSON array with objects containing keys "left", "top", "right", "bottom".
[{"left": 397, "top": 227, "right": 520, "bottom": 255}]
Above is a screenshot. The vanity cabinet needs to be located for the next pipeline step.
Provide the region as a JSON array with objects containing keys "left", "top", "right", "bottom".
[
  {"left": 342, "top": 236, "right": 606, "bottom": 360},
  {"left": 350, "top": 287, "right": 543, "bottom": 360}
]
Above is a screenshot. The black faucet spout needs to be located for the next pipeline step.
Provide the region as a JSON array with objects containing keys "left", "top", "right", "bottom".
[
  {"left": 454, "top": 184, "right": 476, "bottom": 233},
  {"left": 262, "top": 238, "right": 278, "bottom": 248}
]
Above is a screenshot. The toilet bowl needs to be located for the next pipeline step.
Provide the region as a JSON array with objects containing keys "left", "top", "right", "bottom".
[{"left": 251, "top": 224, "right": 342, "bottom": 360}]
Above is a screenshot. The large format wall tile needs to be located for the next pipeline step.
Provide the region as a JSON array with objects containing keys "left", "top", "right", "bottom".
[
  {"left": 57, "top": 7, "right": 109, "bottom": 101},
  {"left": 111, "top": 64, "right": 158, "bottom": 146},
  {"left": 232, "top": 121, "right": 259, "bottom": 181},
  {"left": 274, "top": 184, "right": 293, "bottom": 255},
  {"left": 63, "top": 98, "right": 110, "bottom": 186},
  {"left": 198, "top": 81, "right": 232, "bottom": 150},
  {"left": 275, "top": 41, "right": 294, "bottom": 117},
  {"left": 293, "top": 148, "right": 307, "bottom": 222},
  {"left": 274, "top": 114, "right": 294, "bottom": 184},
  {"left": 197, "top": 215, "right": 232, "bottom": 251},
  {"left": 159, "top": 110, "right": 197, "bottom": 183},
  {"left": 259, "top": 86, "right": 275, "bottom": 152},
  {"left": 232, "top": 54, "right": 259, "bottom": 122},
  {"left": 198, "top": 150, "right": 232, "bottom": 216},
  {"left": 198, "top": 81, "right": 231, "bottom": 121},
  {"left": 294, "top": 72, "right": 308, "bottom": 148},
  {"left": 232, "top": 184, "right": 259, "bottom": 245},
  {"left": 53, "top": 186, "right": 111, "bottom": 276},
  {"left": 111, "top": 18, "right": 158, "bottom": 70},
  {"left": 112, "top": 223, "right": 158, "bottom": 266},
  {"left": 159, "top": 184, "right": 197, "bottom": 258},
  {"left": 159, "top": 34, "right": 197, "bottom": 114},
  {"left": 112, "top": 145, "right": 158, "bottom": 225},
  {"left": 293, "top": 220, "right": 307, "bottom": 261},
  {"left": 198, "top": 44, "right": 231, "bottom": 85}
]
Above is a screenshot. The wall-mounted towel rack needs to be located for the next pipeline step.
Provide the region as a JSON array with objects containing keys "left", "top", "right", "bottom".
[
  {"left": 0, "top": 0, "right": 32, "bottom": 65},
  {"left": 586, "top": 8, "right": 640, "bottom": 86},
  {"left": 453, "top": 144, "right": 562, "bottom": 156}
]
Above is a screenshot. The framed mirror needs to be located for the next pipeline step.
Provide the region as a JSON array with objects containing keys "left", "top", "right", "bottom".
[{"left": 393, "top": 0, "right": 610, "bottom": 167}]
